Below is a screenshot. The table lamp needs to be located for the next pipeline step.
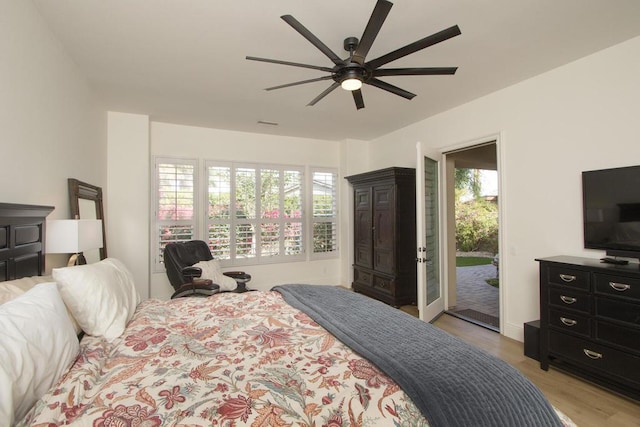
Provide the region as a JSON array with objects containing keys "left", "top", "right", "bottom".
[{"left": 46, "top": 219, "right": 103, "bottom": 266}]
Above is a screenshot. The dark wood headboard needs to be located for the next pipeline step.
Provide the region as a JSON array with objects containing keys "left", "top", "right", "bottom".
[{"left": 0, "top": 203, "right": 54, "bottom": 281}]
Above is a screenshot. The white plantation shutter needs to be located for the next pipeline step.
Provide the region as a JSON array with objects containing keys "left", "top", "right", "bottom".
[
  {"left": 153, "top": 158, "right": 197, "bottom": 271},
  {"left": 206, "top": 162, "right": 305, "bottom": 264},
  {"left": 153, "top": 157, "right": 337, "bottom": 269},
  {"left": 311, "top": 169, "right": 338, "bottom": 257},
  {"left": 206, "top": 164, "right": 232, "bottom": 260}
]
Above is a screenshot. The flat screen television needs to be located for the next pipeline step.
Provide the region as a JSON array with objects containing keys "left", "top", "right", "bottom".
[{"left": 582, "top": 165, "right": 640, "bottom": 259}]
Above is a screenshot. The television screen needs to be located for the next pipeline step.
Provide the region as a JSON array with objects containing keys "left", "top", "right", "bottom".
[{"left": 583, "top": 165, "right": 640, "bottom": 256}]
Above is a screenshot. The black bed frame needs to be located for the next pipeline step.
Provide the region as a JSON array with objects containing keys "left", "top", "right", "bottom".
[{"left": 0, "top": 203, "right": 54, "bottom": 281}]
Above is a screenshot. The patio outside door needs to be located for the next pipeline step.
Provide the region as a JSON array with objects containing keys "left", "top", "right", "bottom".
[{"left": 416, "top": 142, "right": 444, "bottom": 322}]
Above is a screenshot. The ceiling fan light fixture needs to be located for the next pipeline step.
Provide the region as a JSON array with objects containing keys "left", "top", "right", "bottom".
[{"left": 341, "top": 78, "right": 363, "bottom": 91}]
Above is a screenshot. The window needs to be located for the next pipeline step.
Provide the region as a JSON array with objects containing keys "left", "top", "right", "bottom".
[
  {"left": 311, "top": 169, "right": 338, "bottom": 256},
  {"left": 153, "top": 158, "right": 197, "bottom": 269},
  {"left": 153, "top": 158, "right": 337, "bottom": 271},
  {"left": 205, "top": 162, "right": 305, "bottom": 264}
]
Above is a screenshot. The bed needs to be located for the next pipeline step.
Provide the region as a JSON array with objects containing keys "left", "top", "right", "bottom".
[{"left": 0, "top": 203, "right": 575, "bottom": 426}]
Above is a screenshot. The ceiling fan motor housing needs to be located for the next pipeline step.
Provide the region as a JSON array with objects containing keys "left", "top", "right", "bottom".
[{"left": 334, "top": 63, "right": 370, "bottom": 84}]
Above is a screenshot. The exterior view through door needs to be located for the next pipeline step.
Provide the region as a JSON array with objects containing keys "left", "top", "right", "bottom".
[
  {"left": 446, "top": 143, "right": 499, "bottom": 331},
  {"left": 415, "top": 141, "right": 500, "bottom": 331}
]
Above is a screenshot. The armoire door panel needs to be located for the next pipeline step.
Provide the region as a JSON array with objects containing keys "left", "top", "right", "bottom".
[
  {"left": 355, "top": 188, "right": 371, "bottom": 210},
  {"left": 374, "top": 248, "right": 394, "bottom": 274},
  {"left": 374, "top": 210, "right": 394, "bottom": 247},
  {"left": 355, "top": 210, "right": 372, "bottom": 245},
  {"left": 355, "top": 245, "right": 373, "bottom": 268},
  {"left": 373, "top": 185, "right": 394, "bottom": 210}
]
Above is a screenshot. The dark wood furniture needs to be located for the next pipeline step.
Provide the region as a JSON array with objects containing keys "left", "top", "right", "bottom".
[
  {"left": 537, "top": 255, "right": 640, "bottom": 400},
  {"left": 0, "top": 203, "right": 54, "bottom": 281},
  {"left": 346, "top": 167, "right": 416, "bottom": 306}
]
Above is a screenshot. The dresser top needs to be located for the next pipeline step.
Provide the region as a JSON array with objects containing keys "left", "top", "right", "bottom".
[{"left": 536, "top": 255, "right": 640, "bottom": 275}]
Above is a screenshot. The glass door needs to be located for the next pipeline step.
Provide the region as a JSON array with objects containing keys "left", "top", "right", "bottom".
[{"left": 416, "top": 143, "right": 444, "bottom": 322}]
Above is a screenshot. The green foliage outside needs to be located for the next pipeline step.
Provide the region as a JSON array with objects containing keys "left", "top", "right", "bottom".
[
  {"left": 455, "top": 168, "right": 499, "bottom": 254},
  {"left": 485, "top": 278, "right": 499, "bottom": 288},
  {"left": 456, "top": 257, "right": 492, "bottom": 267}
]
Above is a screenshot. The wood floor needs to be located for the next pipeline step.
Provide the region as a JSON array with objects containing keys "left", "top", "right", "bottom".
[{"left": 431, "top": 313, "right": 640, "bottom": 427}]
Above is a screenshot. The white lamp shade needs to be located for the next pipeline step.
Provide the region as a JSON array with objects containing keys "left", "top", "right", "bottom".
[{"left": 46, "top": 219, "right": 103, "bottom": 253}]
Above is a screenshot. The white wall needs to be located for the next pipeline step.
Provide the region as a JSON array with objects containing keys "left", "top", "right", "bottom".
[
  {"left": 367, "top": 36, "right": 640, "bottom": 341},
  {"left": 148, "top": 122, "right": 343, "bottom": 299},
  {"left": 0, "top": 1, "right": 105, "bottom": 271},
  {"left": 107, "top": 112, "right": 150, "bottom": 299}
]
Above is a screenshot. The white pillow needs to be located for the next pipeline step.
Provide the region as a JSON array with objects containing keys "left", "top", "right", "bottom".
[
  {"left": 193, "top": 259, "right": 237, "bottom": 291},
  {"left": 53, "top": 258, "right": 140, "bottom": 341},
  {"left": 0, "top": 275, "right": 82, "bottom": 335},
  {"left": 0, "top": 275, "right": 53, "bottom": 304},
  {"left": 0, "top": 282, "right": 79, "bottom": 424}
]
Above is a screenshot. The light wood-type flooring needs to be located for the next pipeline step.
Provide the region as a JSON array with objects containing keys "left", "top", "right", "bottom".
[{"left": 428, "top": 312, "right": 640, "bottom": 427}]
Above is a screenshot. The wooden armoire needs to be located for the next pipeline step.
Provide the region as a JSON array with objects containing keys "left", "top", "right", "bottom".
[{"left": 346, "top": 167, "right": 417, "bottom": 306}]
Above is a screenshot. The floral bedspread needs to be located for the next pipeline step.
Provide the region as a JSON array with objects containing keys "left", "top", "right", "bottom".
[
  {"left": 21, "top": 291, "right": 429, "bottom": 426},
  {"left": 22, "top": 290, "right": 576, "bottom": 427}
]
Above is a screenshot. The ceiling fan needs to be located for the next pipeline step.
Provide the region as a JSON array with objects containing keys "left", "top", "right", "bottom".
[{"left": 246, "top": 0, "right": 461, "bottom": 110}]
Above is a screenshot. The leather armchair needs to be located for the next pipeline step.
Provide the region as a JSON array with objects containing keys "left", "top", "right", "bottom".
[{"left": 164, "top": 240, "right": 251, "bottom": 298}]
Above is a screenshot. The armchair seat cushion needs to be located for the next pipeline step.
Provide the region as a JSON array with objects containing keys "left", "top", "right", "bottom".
[
  {"left": 171, "top": 280, "right": 220, "bottom": 299},
  {"left": 193, "top": 260, "right": 237, "bottom": 291}
]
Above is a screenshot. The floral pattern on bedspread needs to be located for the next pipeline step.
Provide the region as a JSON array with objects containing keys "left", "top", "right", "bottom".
[{"left": 21, "top": 291, "right": 429, "bottom": 426}]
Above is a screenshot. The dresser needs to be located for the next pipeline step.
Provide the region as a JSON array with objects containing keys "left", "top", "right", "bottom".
[
  {"left": 537, "top": 256, "right": 640, "bottom": 400},
  {"left": 346, "top": 167, "right": 416, "bottom": 306}
]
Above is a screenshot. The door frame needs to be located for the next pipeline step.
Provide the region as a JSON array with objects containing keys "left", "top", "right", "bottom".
[{"left": 416, "top": 133, "right": 505, "bottom": 332}]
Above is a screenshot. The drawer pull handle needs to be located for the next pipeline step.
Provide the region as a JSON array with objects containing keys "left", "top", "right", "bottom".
[
  {"left": 560, "top": 295, "right": 577, "bottom": 304},
  {"left": 559, "top": 274, "right": 577, "bottom": 282},
  {"left": 583, "top": 349, "right": 603, "bottom": 360},
  {"left": 609, "top": 282, "right": 630, "bottom": 292},
  {"left": 560, "top": 317, "right": 577, "bottom": 326}
]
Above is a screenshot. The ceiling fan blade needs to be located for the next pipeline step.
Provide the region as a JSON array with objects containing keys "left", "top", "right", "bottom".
[
  {"left": 246, "top": 56, "right": 333, "bottom": 73},
  {"left": 366, "top": 78, "right": 416, "bottom": 100},
  {"left": 352, "top": 89, "right": 365, "bottom": 110},
  {"left": 265, "top": 75, "right": 334, "bottom": 91},
  {"left": 373, "top": 67, "right": 458, "bottom": 76},
  {"left": 366, "top": 25, "right": 461, "bottom": 70},
  {"left": 281, "top": 15, "right": 343, "bottom": 65},
  {"left": 351, "top": 0, "right": 393, "bottom": 65},
  {"left": 307, "top": 81, "right": 341, "bottom": 106}
]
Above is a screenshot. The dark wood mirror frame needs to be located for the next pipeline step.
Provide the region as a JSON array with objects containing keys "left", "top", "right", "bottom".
[{"left": 68, "top": 178, "right": 107, "bottom": 260}]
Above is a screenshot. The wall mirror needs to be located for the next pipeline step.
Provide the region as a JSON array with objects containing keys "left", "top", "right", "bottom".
[{"left": 68, "top": 178, "right": 107, "bottom": 262}]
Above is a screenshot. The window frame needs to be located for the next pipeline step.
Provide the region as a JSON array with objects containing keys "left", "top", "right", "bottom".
[
  {"left": 152, "top": 157, "right": 338, "bottom": 273},
  {"left": 204, "top": 161, "right": 306, "bottom": 266}
]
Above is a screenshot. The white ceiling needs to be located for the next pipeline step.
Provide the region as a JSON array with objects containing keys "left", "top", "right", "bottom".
[{"left": 33, "top": 0, "right": 640, "bottom": 141}]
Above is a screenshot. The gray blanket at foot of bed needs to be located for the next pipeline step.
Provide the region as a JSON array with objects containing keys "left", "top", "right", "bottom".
[{"left": 273, "top": 284, "right": 562, "bottom": 427}]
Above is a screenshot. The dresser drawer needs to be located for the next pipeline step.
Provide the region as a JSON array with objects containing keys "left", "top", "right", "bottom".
[
  {"left": 596, "top": 297, "right": 640, "bottom": 327},
  {"left": 596, "top": 320, "right": 640, "bottom": 353},
  {"left": 547, "top": 266, "right": 590, "bottom": 291},
  {"left": 548, "top": 308, "right": 591, "bottom": 337},
  {"left": 548, "top": 287, "right": 590, "bottom": 313},
  {"left": 548, "top": 331, "right": 640, "bottom": 386},
  {"left": 353, "top": 268, "right": 373, "bottom": 288},
  {"left": 594, "top": 273, "right": 640, "bottom": 302},
  {"left": 373, "top": 275, "right": 395, "bottom": 295}
]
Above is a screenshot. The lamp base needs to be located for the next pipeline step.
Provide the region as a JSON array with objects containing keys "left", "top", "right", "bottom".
[{"left": 67, "top": 253, "right": 87, "bottom": 267}]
